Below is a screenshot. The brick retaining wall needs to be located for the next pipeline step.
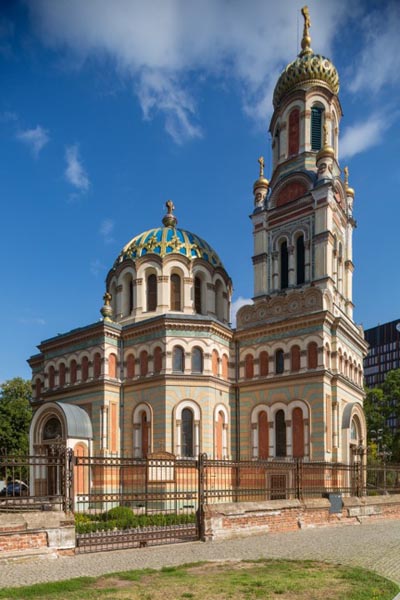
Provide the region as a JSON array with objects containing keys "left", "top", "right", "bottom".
[{"left": 203, "top": 494, "right": 400, "bottom": 541}]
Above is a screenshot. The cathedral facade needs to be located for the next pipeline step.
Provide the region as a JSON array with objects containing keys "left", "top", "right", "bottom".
[{"left": 29, "top": 8, "right": 367, "bottom": 476}]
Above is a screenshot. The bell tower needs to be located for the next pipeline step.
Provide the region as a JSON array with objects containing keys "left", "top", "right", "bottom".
[{"left": 251, "top": 5, "right": 357, "bottom": 319}]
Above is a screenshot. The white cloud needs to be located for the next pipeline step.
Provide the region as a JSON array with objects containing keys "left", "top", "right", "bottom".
[
  {"left": 99, "top": 218, "right": 115, "bottom": 244},
  {"left": 18, "top": 317, "right": 46, "bottom": 326},
  {"left": 27, "top": 0, "right": 354, "bottom": 142},
  {"left": 340, "top": 115, "right": 389, "bottom": 159},
  {"left": 16, "top": 125, "right": 50, "bottom": 157},
  {"left": 65, "top": 144, "right": 90, "bottom": 192},
  {"left": 231, "top": 296, "right": 252, "bottom": 328},
  {"left": 349, "top": 2, "right": 400, "bottom": 94},
  {"left": 90, "top": 259, "right": 106, "bottom": 277}
]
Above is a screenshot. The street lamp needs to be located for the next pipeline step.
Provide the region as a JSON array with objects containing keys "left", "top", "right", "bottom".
[
  {"left": 352, "top": 440, "right": 366, "bottom": 497},
  {"left": 370, "top": 429, "right": 383, "bottom": 457}
]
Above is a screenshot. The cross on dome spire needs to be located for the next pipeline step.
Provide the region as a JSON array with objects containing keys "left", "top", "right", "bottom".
[{"left": 300, "top": 6, "right": 313, "bottom": 56}]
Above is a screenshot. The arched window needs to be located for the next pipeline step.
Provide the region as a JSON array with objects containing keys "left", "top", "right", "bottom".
[
  {"left": 245, "top": 354, "right": 254, "bottom": 379},
  {"left": 181, "top": 408, "right": 194, "bottom": 457},
  {"left": 140, "top": 410, "right": 149, "bottom": 457},
  {"left": 307, "top": 342, "right": 318, "bottom": 369},
  {"left": 280, "top": 240, "right": 288, "bottom": 289},
  {"left": 212, "top": 349, "right": 219, "bottom": 376},
  {"left": 170, "top": 273, "right": 182, "bottom": 311},
  {"left": 147, "top": 274, "right": 157, "bottom": 312},
  {"left": 325, "top": 344, "right": 331, "bottom": 369},
  {"left": 108, "top": 353, "right": 117, "bottom": 378},
  {"left": 173, "top": 346, "right": 184, "bottom": 372},
  {"left": 43, "top": 417, "right": 62, "bottom": 441},
  {"left": 296, "top": 235, "right": 305, "bottom": 285},
  {"left": 259, "top": 351, "right": 269, "bottom": 376},
  {"left": 48, "top": 366, "right": 55, "bottom": 389},
  {"left": 215, "top": 410, "right": 224, "bottom": 459},
  {"left": 35, "top": 378, "right": 41, "bottom": 399},
  {"left": 275, "top": 410, "right": 287, "bottom": 457},
  {"left": 127, "top": 353, "right": 135, "bottom": 378},
  {"left": 93, "top": 353, "right": 101, "bottom": 378},
  {"left": 140, "top": 351, "right": 148, "bottom": 377},
  {"left": 274, "top": 126, "right": 280, "bottom": 164},
  {"left": 258, "top": 411, "right": 269, "bottom": 459},
  {"left": 194, "top": 276, "right": 202, "bottom": 314},
  {"left": 222, "top": 354, "right": 229, "bottom": 379},
  {"left": 338, "top": 350, "right": 343, "bottom": 373},
  {"left": 311, "top": 105, "right": 323, "bottom": 151},
  {"left": 292, "top": 407, "right": 305, "bottom": 458},
  {"left": 81, "top": 356, "right": 89, "bottom": 381},
  {"left": 290, "top": 345, "right": 301, "bottom": 372},
  {"left": 215, "top": 280, "right": 224, "bottom": 321},
  {"left": 153, "top": 347, "right": 162, "bottom": 374},
  {"left": 70, "top": 360, "right": 77, "bottom": 384},
  {"left": 129, "top": 278, "right": 134, "bottom": 314},
  {"left": 59, "top": 363, "right": 66, "bottom": 387},
  {"left": 275, "top": 349, "right": 284, "bottom": 374},
  {"left": 288, "top": 108, "right": 300, "bottom": 156},
  {"left": 191, "top": 347, "right": 203, "bottom": 373}
]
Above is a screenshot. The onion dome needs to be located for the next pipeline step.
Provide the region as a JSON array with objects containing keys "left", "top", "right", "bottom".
[
  {"left": 273, "top": 6, "right": 339, "bottom": 109},
  {"left": 253, "top": 155, "right": 269, "bottom": 192},
  {"left": 114, "top": 201, "right": 224, "bottom": 269}
]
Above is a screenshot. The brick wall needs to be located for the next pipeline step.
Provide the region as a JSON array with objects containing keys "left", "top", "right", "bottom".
[{"left": 203, "top": 494, "right": 400, "bottom": 541}]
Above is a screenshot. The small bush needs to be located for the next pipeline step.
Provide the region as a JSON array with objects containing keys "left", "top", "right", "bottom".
[{"left": 75, "top": 508, "right": 196, "bottom": 534}]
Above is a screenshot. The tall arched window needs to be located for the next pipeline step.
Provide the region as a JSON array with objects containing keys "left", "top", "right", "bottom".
[
  {"left": 288, "top": 108, "right": 300, "bottom": 156},
  {"left": 258, "top": 411, "right": 269, "bottom": 459},
  {"left": 307, "top": 342, "right": 318, "bottom": 369},
  {"left": 147, "top": 274, "right": 157, "bottom": 312},
  {"left": 191, "top": 347, "right": 203, "bottom": 373},
  {"left": 93, "top": 353, "right": 101, "bottom": 378},
  {"left": 280, "top": 240, "right": 289, "bottom": 289},
  {"left": 212, "top": 349, "right": 219, "bottom": 376},
  {"left": 245, "top": 354, "right": 254, "bottom": 379},
  {"left": 215, "top": 280, "right": 224, "bottom": 321},
  {"left": 290, "top": 345, "right": 301, "bottom": 372},
  {"left": 153, "top": 347, "right": 162, "bottom": 374},
  {"left": 127, "top": 353, "right": 135, "bottom": 378},
  {"left": 173, "top": 346, "right": 184, "bottom": 372},
  {"left": 311, "top": 106, "right": 323, "bottom": 151},
  {"left": 215, "top": 410, "right": 224, "bottom": 459},
  {"left": 170, "top": 273, "right": 182, "bottom": 311},
  {"left": 275, "top": 410, "right": 287, "bottom": 457},
  {"left": 129, "top": 278, "right": 134, "bottom": 314},
  {"left": 222, "top": 354, "right": 229, "bottom": 379},
  {"left": 140, "top": 410, "right": 149, "bottom": 457},
  {"left": 81, "top": 356, "right": 89, "bottom": 381},
  {"left": 70, "top": 360, "right": 77, "bottom": 384},
  {"left": 292, "top": 407, "right": 305, "bottom": 458},
  {"left": 48, "top": 366, "right": 55, "bottom": 389},
  {"left": 194, "top": 276, "right": 202, "bottom": 314},
  {"left": 181, "top": 408, "right": 194, "bottom": 457},
  {"left": 275, "top": 349, "right": 284, "bottom": 374},
  {"left": 259, "top": 351, "right": 269, "bottom": 376},
  {"left": 59, "top": 363, "right": 66, "bottom": 386},
  {"left": 296, "top": 235, "right": 305, "bottom": 285},
  {"left": 108, "top": 353, "right": 117, "bottom": 378},
  {"left": 140, "top": 350, "right": 148, "bottom": 377},
  {"left": 274, "top": 126, "right": 280, "bottom": 165}
]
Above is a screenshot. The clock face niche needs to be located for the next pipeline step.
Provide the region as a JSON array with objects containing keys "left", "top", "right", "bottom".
[{"left": 276, "top": 181, "right": 307, "bottom": 207}]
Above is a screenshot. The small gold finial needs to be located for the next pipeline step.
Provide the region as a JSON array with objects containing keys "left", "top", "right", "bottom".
[
  {"left": 162, "top": 199, "right": 178, "bottom": 228},
  {"left": 344, "top": 166, "right": 349, "bottom": 186},
  {"left": 166, "top": 199, "right": 175, "bottom": 214},
  {"left": 103, "top": 292, "right": 112, "bottom": 306},
  {"left": 258, "top": 156, "right": 265, "bottom": 178},
  {"left": 300, "top": 6, "right": 312, "bottom": 55}
]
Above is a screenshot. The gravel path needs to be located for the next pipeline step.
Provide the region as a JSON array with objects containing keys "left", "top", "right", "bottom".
[{"left": 1, "top": 520, "right": 400, "bottom": 588}]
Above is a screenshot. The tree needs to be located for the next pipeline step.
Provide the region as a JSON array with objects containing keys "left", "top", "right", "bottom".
[{"left": 0, "top": 378, "right": 32, "bottom": 455}]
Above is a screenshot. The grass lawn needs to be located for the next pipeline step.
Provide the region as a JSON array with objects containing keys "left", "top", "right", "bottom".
[{"left": 0, "top": 560, "right": 398, "bottom": 600}]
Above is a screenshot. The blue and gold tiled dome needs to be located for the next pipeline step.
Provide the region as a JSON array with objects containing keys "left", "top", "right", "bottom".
[{"left": 114, "top": 201, "right": 223, "bottom": 269}]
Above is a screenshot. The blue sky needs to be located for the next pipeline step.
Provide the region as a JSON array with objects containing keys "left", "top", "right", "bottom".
[{"left": 1, "top": 0, "right": 400, "bottom": 383}]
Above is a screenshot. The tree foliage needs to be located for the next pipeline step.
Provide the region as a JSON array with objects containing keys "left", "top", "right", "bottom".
[
  {"left": 0, "top": 377, "right": 32, "bottom": 455},
  {"left": 364, "top": 369, "right": 400, "bottom": 462}
]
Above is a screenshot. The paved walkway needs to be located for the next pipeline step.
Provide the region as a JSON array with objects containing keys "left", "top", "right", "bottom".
[{"left": 1, "top": 520, "right": 400, "bottom": 588}]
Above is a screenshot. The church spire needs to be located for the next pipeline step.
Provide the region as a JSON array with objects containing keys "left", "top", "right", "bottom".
[{"left": 300, "top": 6, "right": 313, "bottom": 56}]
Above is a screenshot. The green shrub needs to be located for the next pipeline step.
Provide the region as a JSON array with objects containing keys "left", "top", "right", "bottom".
[{"left": 75, "top": 508, "right": 196, "bottom": 534}]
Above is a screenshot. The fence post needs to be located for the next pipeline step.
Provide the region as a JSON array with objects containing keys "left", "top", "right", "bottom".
[
  {"left": 198, "top": 453, "right": 207, "bottom": 541},
  {"left": 64, "top": 448, "right": 74, "bottom": 513},
  {"left": 295, "top": 458, "right": 302, "bottom": 500}
]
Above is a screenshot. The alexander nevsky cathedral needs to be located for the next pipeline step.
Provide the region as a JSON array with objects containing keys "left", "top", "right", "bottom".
[{"left": 28, "top": 7, "right": 368, "bottom": 472}]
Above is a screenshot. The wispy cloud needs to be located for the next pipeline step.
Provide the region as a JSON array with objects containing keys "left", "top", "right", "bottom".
[
  {"left": 90, "top": 259, "right": 106, "bottom": 277},
  {"left": 27, "top": 1, "right": 354, "bottom": 142},
  {"left": 231, "top": 296, "right": 252, "bottom": 328},
  {"left": 16, "top": 125, "right": 50, "bottom": 157},
  {"left": 65, "top": 144, "right": 90, "bottom": 192},
  {"left": 340, "top": 114, "right": 390, "bottom": 159},
  {"left": 18, "top": 317, "right": 46, "bottom": 326},
  {"left": 99, "top": 218, "right": 115, "bottom": 244},
  {"left": 349, "top": 2, "right": 400, "bottom": 94}
]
